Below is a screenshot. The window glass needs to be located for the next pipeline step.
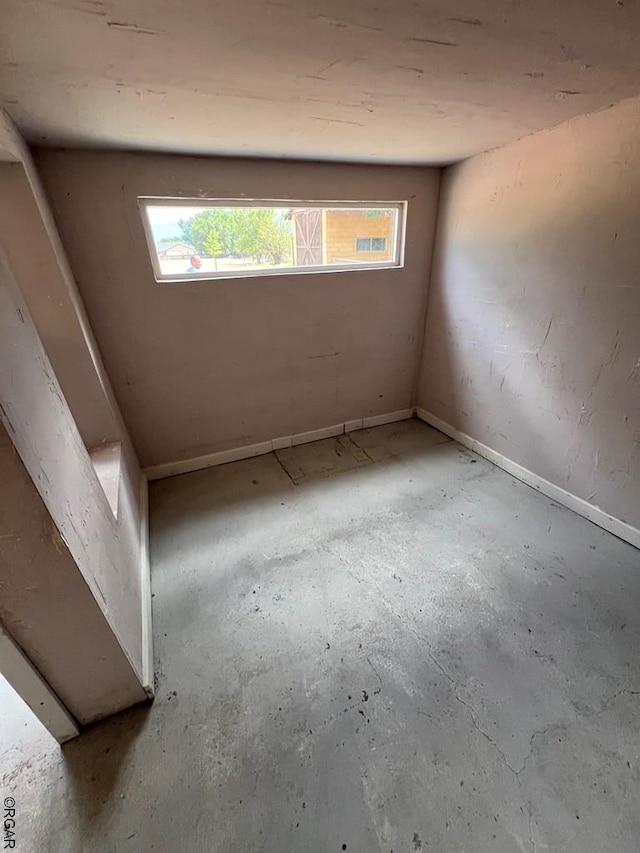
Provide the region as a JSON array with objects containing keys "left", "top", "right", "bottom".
[{"left": 140, "top": 200, "right": 405, "bottom": 281}]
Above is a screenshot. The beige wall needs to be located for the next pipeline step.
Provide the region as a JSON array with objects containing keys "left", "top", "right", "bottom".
[
  {"left": 0, "top": 423, "right": 145, "bottom": 725},
  {"left": 0, "top": 248, "right": 147, "bottom": 720},
  {"left": 35, "top": 151, "right": 440, "bottom": 468},
  {"left": 0, "top": 162, "right": 118, "bottom": 450},
  {"left": 418, "top": 97, "right": 640, "bottom": 530}
]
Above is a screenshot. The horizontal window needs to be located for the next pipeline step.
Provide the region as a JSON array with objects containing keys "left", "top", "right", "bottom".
[{"left": 139, "top": 199, "right": 406, "bottom": 281}]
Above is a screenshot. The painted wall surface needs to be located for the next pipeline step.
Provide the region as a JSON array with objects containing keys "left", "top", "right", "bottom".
[
  {"left": 418, "top": 97, "right": 640, "bottom": 529},
  {"left": 35, "top": 151, "right": 440, "bottom": 468},
  {"left": 0, "top": 112, "right": 151, "bottom": 708},
  {"left": 0, "top": 424, "right": 145, "bottom": 724},
  {"left": 0, "top": 249, "right": 147, "bottom": 711},
  {"left": 0, "top": 161, "right": 118, "bottom": 450}
]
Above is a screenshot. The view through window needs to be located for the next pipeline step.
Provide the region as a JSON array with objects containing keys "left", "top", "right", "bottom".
[{"left": 140, "top": 199, "right": 405, "bottom": 281}]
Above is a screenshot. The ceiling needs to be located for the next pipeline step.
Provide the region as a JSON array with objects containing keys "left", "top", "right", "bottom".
[{"left": 2, "top": 0, "right": 640, "bottom": 164}]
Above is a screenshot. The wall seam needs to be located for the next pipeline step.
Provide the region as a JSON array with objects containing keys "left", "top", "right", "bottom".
[{"left": 410, "top": 166, "right": 445, "bottom": 408}]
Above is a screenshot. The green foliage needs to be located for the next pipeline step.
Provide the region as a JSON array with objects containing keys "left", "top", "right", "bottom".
[
  {"left": 179, "top": 210, "right": 236, "bottom": 257},
  {"left": 179, "top": 208, "right": 292, "bottom": 264},
  {"left": 203, "top": 228, "right": 223, "bottom": 258},
  {"left": 238, "top": 208, "right": 292, "bottom": 265}
]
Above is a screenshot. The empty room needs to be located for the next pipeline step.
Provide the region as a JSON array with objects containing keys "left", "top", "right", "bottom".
[{"left": 0, "top": 1, "right": 639, "bottom": 851}]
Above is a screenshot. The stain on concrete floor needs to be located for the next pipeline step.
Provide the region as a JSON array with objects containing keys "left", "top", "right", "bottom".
[{"left": 2, "top": 420, "right": 640, "bottom": 851}]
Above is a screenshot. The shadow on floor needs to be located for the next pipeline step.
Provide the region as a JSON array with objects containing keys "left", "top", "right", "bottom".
[
  {"left": 60, "top": 702, "right": 152, "bottom": 834},
  {"left": 3, "top": 419, "right": 640, "bottom": 852}
]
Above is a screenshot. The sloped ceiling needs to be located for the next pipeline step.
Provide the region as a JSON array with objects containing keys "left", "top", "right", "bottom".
[{"left": 2, "top": 0, "right": 640, "bottom": 163}]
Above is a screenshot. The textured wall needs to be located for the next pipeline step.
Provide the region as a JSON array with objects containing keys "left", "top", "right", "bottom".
[
  {"left": 36, "top": 151, "right": 439, "bottom": 468},
  {"left": 0, "top": 249, "right": 147, "bottom": 719},
  {"left": 0, "top": 423, "right": 146, "bottom": 724},
  {"left": 418, "top": 97, "right": 640, "bottom": 529},
  {"left": 0, "top": 163, "right": 118, "bottom": 449}
]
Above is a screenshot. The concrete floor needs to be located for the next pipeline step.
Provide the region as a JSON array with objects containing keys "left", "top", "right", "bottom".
[{"left": 2, "top": 419, "right": 640, "bottom": 852}]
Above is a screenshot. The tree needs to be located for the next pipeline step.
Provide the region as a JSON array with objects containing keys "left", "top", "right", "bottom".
[
  {"left": 179, "top": 208, "right": 292, "bottom": 266},
  {"left": 203, "top": 228, "right": 223, "bottom": 270},
  {"left": 179, "top": 210, "right": 238, "bottom": 257},
  {"left": 234, "top": 209, "right": 292, "bottom": 265}
]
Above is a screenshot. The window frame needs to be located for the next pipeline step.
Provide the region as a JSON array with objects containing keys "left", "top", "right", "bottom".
[{"left": 138, "top": 197, "right": 407, "bottom": 283}]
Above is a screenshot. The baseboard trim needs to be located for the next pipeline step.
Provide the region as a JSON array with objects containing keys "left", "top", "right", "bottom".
[
  {"left": 363, "top": 408, "right": 415, "bottom": 429},
  {"left": 145, "top": 409, "right": 415, "bottom": 481},
  {"left": 139, "top": 472, "right": 154, "bottom": 698},
  {"left": 415, "top": 408, "right": 640, "bottom": 551}
]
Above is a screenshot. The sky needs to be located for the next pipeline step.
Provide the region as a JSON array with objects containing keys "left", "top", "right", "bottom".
[
  {"left": 146, "top": 205, "right": 206, "bottom": 225},
  {"left": 144, "top": 205, "right": 206, "bottom": 242}
]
